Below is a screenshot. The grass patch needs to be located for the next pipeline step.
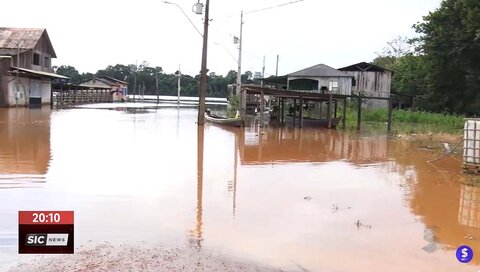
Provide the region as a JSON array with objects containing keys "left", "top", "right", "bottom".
[{"left": 341, "top": 107, "right": 465, "bottom": 134}]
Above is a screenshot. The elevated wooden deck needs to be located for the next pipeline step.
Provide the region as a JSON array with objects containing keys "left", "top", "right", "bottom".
[{"left": 241, "top": 84, "right": 393, "bottom": 130}]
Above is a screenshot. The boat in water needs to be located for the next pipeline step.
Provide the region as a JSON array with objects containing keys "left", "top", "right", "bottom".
[
  {"left": 285, "top": 115, "right": 342, "bottom": 128},
  {"left": 205, "top": 110, "right": 243, "bottom": 127}
]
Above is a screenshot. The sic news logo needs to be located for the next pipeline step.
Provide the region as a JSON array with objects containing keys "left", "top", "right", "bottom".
[
  {"left": 25, "top": 233, "right": 69, "bottom": 246},
  {"left": 456, "top": 245, "right": 474, "bottom": 263}
]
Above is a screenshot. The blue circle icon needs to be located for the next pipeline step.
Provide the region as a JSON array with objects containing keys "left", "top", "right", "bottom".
[{"left": 456, "top": 245, "right": 474, "bottom": 263}]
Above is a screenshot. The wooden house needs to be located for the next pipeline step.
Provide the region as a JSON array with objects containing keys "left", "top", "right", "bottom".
[
  {"left": 339, "top": 62, "right": 393, "bottom": 108},
  {"left": 287, "top": 64, "right": 353, "bottom": 95},
  {"left": 0, "top": 27, "right": 67, "bottom": 107},
  {"left": 80, "top": 76, "right": 128, "bottom": 102}
]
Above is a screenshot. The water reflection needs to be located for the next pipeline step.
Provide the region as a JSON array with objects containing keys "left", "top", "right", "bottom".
[
  {"left": 388, "top": 140, "right": 480, "bottom": 264},
  {"left": 0, "top": 107, "right": 50, "bottom": 188},
  {"left": 215, "top": 123, "right": 480, "bottom": 268},
  {"left": 189, "top": 126, "right": 204, "bottom": 250},
  {"left": 218, "top": 125, "right": 389, "bottom": 165},
  {"left": 1, "top": 106, "right": 480, "bottom": 271}
]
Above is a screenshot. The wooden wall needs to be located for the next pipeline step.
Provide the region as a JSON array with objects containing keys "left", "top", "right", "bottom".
[{"left": 344, "top": 70, "right": 392, "bottom": 108}]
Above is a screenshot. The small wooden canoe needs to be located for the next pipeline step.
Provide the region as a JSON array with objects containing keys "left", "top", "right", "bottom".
[
  {"left": 286, "top": 115, "right": 342, "bottom": 128},
  {"left": 205, "top": 112, "right": 243, "bottom": 127}
]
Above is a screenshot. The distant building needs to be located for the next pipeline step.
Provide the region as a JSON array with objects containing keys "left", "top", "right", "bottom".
[
  {"left": 0, "top": 27, "right": 67, "bottom": 107},
  {"left": 80, "top": 76, "right": 128, "bottom": 101},
  {"left": 339, "top": 62, "right": 393, "bottom": 108}
]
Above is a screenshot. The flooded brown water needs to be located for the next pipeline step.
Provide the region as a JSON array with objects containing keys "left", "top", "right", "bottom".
[{"left": 0, "top": 105, "right": 479, "bottom": 271}]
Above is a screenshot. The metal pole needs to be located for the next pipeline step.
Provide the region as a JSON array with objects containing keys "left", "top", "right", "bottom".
[
  {"left": 237, "top": 11, "right": 245, "bottom": 118},
  {"left": 177, "top": 68, "right": 181, "bottom": 105},
  {"left": 155, "top": 72, "right": 159, "bottom": 104},
  {"left": 262, "top": 56, "right": 265, "bottom": 78},
  {"left": 275, "top": 54, "right": 279, "bottom": 76},
  {"left": 133, "top": 62, "right": 137, "bottom": 103},
  {"left": 197, "top": 0, "right": 209, "bottom": 125},
  {"left": 16, "top": 44, "right": 19, "bottom": 107}
]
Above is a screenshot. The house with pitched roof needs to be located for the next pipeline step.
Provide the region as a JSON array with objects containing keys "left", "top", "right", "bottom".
[
  {"left": 0, "top": 27, "right": 67, "bottom": 107},
  {"left": 262, "top": 64, "right": 354, "bottom": 96},
  {"left": 286, "top": 64, "right": 354, "bottom": 95},
  {"left": 80, "top": 76, "right": 128, "bottom": 101}
]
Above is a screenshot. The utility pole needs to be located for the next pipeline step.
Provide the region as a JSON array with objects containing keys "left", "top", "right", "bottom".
[
  {"left": 262, "top": 56, "right": 265, "bottom": 78},
  {"left": 197, "top": 0, "right": 209, "bottom": 125},
  {"left": 275, "top": 54, "right": 279, "bottom": 76},
  {"left": 237, "top": 11, "right": 245, "bottom": 117},
  {"left": 133, "top": 61, "right": 137, "bottom": 103},
  {"left": 155, "top": 71, "right": 159, "bottom": 104},
  {"left": 177, "top": 65, "right": 182, "bottom": 104},
  {"left": 16, "top": 43, "right": 19, "bottom": 107}
]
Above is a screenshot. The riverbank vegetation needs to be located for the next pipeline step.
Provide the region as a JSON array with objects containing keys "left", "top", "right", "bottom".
[
  {"left": 374, "top": 0, "right": 480, "bottom": 115},
  {"left": 343, "top": 107, "right": 464, "bottom": 134},
  {"left": 53, "top": 64, "right": 258, "bottom": 98}
]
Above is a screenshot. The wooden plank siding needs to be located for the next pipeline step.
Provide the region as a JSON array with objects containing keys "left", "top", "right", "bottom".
[{"left": 343, "top": 70, "right": 392, "bottom": 108}]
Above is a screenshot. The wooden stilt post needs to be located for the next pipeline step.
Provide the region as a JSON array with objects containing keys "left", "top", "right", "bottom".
[
  {"left": 327, "top": 92, "right": 332, "bottom": 129},
  {"left": 342, "top": 98, "right": 347, "bottom": 129},
  {"left": 300, "top": 96, "right": 304, "bottom": 128},
  {"left": 334, "top": 100, "right": 337, "bottom": 119},
  {"left": 281, "top": 97, "right": 285, "bottom": 124},
  {"left": 387, "top": 95, "right": 393, "bottom": 132},
  {"left": 357, "top": 95, "right": 362, "bottom": 130},
  {"left": 293, "top": 98, "right": 297, "bottom": 127},
  {"left": 319, "top": 101, "right": 323, "bottom": 119},
  {"left": 50, "top": 86, "right": 54, "bottom": 109}
]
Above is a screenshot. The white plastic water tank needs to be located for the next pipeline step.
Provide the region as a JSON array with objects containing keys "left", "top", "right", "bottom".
[{"left": 464, "top": 119, "right": 480, "bottom": 165}]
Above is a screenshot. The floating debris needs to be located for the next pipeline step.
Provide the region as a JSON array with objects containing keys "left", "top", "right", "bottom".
[
  {"left": 464, "top": 234, "right": 475, "bottom": 240},
  {"left": 303, "top": 196, "right": 312, "bottom": 201},
  {"left": 331, "top": 204, "right": 351, "bottom": 213},
  {"left": 355, "top": 220, "right": 372, "bottom": 229}
]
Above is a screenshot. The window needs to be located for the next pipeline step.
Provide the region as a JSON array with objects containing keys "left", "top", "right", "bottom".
[
  {"left": 44, "top": 56, "right": 50, "bottom": 68},
  {"left": 33, "top": 53, "right": 40, "bottom": 66},
  {"left": 329, "top": 81, "right": 339, "bottom": 92}
]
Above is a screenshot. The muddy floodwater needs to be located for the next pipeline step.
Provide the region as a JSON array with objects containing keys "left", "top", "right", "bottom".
[{"left": 0, "top": 105, "right": 479, "bottom": 271}]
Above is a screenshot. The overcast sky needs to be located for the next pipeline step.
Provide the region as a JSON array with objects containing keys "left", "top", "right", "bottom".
[{"left": 0, "top": 0, "right": 441, "bottom": 76}]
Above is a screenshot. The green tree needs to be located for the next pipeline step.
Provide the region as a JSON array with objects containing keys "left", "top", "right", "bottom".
[
  {"left": 414, "top": 0, "right": 480, "bottom": 114},
  {"left": 53, "top": 65, "right": 82, "bottom": 84}
]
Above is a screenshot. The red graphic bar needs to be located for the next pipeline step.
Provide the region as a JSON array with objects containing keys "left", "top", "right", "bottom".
[{"left": 19, "top": 211, "right": 74, "bottom": 225}]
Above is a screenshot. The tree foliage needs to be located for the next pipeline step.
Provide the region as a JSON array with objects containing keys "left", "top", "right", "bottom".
[{"left": 414, "top": 0, "right": 480, "bottom": 114}]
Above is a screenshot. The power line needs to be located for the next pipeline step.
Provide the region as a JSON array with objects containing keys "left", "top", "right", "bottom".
[
  {"left": 245, "top": 0, "right": 305, "bottom": 15},
  {"left": 212, "top": 0, "right": 305, "bottom": 21}
]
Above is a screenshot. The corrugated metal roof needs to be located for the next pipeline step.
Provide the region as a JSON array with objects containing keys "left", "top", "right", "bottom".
[
  {"left": 0, "top": 28, "right": 44, "bottom": 49},
  {"left": 0, "top": 27, "right": 56, "bottom": 58},
  {"left": 11, "top": 66, "right": 69, "bottom": 79},
  {"left": 80, "top": 77, "right": 125, "bottom": 87},
  {"left": 338, "top": 62, "right": 394, "bottom": 72},
  {"left": 102, "top": 76, "right": 128, "bottom": 85},
  {"left": 288, "top": 64, "right": 352, "bottom": 78}
]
